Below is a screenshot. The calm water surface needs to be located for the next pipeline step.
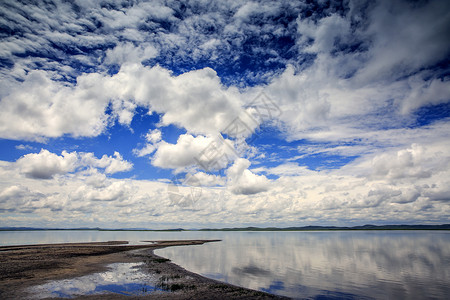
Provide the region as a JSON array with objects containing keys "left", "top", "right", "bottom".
[
  {"left": 157, "top": 231, "right": 450, "bottom": 299},
  {"left": 1, "top": 230, "right": 449, "bottom": 299}
]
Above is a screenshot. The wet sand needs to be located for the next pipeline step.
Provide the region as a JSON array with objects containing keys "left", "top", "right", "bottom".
[{"left": 0, "top": 240, "right": 287, "bottom": 299}]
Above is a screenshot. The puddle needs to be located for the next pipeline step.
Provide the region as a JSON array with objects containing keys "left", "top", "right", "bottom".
[{"left": 27, "top": 262, "right": 166, "bottom": 298}]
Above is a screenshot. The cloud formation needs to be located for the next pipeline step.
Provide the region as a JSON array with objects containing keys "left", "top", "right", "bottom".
[
  {"left": 226, "top": 158, "right": 270, "bottom": 195},
  {"left": 17, "top": 149, "right": 132, "bottom": 179},
  {"left": 1, "top": 138, "right": 449, "bottom": 227},
  {"left": 0, "top": 0, "right": 449, "bottom": 228},
  {"left": 151, "top": 134, "right": 236, "bottom": 172},
  {"left": 17, "top": 149, "right": 78, "bottom": 179}
]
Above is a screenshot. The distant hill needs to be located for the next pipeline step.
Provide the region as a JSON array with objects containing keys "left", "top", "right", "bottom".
[
  {"left": 198, "top": 224, "right": 450, "bottom": 231},
  {"left": 1, "top": 224, "right": 449, "bottom": 231},
  {"left": 0, "top": 227, "right": 101, "bottom": 231}
]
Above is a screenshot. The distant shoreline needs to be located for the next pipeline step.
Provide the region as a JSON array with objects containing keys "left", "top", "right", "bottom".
[{"left": 1, "top": 224, "right": 449, "bottom": 231}]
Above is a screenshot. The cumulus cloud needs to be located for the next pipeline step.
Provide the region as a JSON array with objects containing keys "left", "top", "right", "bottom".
[
  {"left": 71, "top": 181, "right": 134, "bottom": 203},
  {"left": 17, "top": 149, "right": 78, "bottom": 179},
  {"left": 342, "top": 142, "right": 450, "bottom": 181},
  {"left": 226, "top": 158, "right": 270, "bottom": 195},
  {"left": 0, "top": 185, "right": 45, "bottom": 212},
  {"left": 0, "top": 70, "right": 110, "bottom": 141},
  {"left": 16, "top": 149, "right": 132, "bottom": 179},
  {"left": 80, "top": 152, "right": 133, "bottom": 174},
  {"left": 1, "top": 138, "right": 450, "bottom": 227},
  {"left": 152, "top": 134, "right": 236, "bottom": 172},
  {"left": 189, "top": 172, "right": 225, "bottom": 187},
  {"left": 133, "top": 129, "right": 162, "bottom": 157},
  {"left": 0, "top": 63, "right": 258, "bottom": 142},
  {"left": 145, "top": 129, "right": 162, "bottom": 144}
]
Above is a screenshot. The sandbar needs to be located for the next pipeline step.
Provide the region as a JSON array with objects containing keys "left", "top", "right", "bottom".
[{"left": 0, "top": 240, "right": 287, "bottom": 299}]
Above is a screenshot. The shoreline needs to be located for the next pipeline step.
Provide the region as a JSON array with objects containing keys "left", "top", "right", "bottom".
[{"left": 0, "top": 240, "right": 287, "bottom": 299}]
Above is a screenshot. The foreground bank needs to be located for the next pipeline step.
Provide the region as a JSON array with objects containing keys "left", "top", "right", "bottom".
[{"left": 0, "top": 240, "right": 286, "bottom": 299}]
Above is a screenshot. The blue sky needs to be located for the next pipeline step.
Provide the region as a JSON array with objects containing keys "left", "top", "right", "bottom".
[{"left": 0, "top": 0, "right": 449, "bottom": 228}]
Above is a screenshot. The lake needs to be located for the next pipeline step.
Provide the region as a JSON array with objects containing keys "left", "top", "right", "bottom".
[{"left": 1, "top": 230, "right": 449, "bottom": 299}]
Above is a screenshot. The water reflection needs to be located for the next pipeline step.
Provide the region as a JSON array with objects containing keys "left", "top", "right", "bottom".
[
  {"left": 0, "top": 230, "right": 217, "bottom": 246},
  {"left": 27, "top": 262, "right": 164, "bottom": 298},
  {"left": 0, "top": 230, "right": 185, "bottom": 246},
  {"left": 156, "top": 231, "right": 450, "bottom": 299}
]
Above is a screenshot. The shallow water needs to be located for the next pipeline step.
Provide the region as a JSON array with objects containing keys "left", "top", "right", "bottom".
[
  {"left": 3, "top": 230, "right": 450, "bottom": 299},
  {"left": 27, "top": 262, "right": 164, "bottom": 298},
  {"left": 0, "top": 230, "right": 183, "bottom": 246}
]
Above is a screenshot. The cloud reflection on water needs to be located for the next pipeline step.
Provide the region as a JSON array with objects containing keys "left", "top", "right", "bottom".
[
  {"left": 27, "top": 262, "right": 163, "bottom": 298},
  {"left": 156, "top": 231, "right": 450, "bottom": 299}
]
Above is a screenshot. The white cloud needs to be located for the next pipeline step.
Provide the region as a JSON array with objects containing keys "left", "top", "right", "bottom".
[
  {"left": 80, "top": 152, "right": 133, "bottom": 174},
  {"left": 226, "top": 158, "right": 270, "bottom": 195},
  {"left": 1, "top": 137, "right": 450, "bottom": 227},
  {"left": 0, "top": 64, "right": 259, "bottom": 142},
  {"left": 15, "top": 144, "right": 35, "bottom": 151},
  {"left": 297, "top": 14, "right": 350, "bottom": 54},
  {"left": 16, "top": 149, "right": 132, "bottom": 180},
  {"left": 145, "top": 129, "right": 162, "bottom": 144},
  {"left": 17, "top": 149, "right": 78, "bottom": 179},
  {"left": 110, "top": 98, "right": 137, "bottom": 126},
  {"left": 369, "top": 145, "right": 432, "bottom": 180},
  {"left": 152, "top": 134, "right": 236, "bottom": 172},
  {"left": 341, "top": 142, "right": 450, "bottom": 182},
  {"left": 71, "top": 181, "right": 133, "bottom": 203},
  {"left": 0, "top": 185, "right": 45, "bottom": 212},
  {"left": 262, "top": 0, "right": 450, "bottom": 145},
  {"left": 1, "top": 0, "right": 446, "bottom": 151},
  {"left": 355, "top": 0, "right": 450, "bottom": 83},
  {"left": 82, "top": 169, "right": 109, "bottom": 189},
  {"left": 133, "top": 144, "right": 157, "bottom": 158},
  {"left": 254, "top": 162, "right": 315, "bottom": 177},
  {"left": 104, "top": 42, "right": 158, "bottom": 65},
  {"left": 137, "top": 66, "right": 252, "bottom": 136},
  {"left": 399, "top": 77, "right": 450, "bottom": 114},
  {"left": 0, "top": 70, "right": 109, "bottom": 141},
  {"left": 189, "top": 172, "right": 225, "bottom": 187},
  {"left": 133, "top": 129, "right": 162, "bottom": 157}
]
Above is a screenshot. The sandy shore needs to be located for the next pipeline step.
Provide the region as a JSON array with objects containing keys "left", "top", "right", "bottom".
[{"left": 0, "top": 240, "right": 287, "bottom": 299}]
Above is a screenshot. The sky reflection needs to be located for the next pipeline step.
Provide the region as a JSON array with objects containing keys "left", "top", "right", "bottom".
[
  {"left": 27, "top": 262, "right": 163, "bottom": 298},
  {"left": 156, "top": 231, "right": 450, "bottom": 299}
]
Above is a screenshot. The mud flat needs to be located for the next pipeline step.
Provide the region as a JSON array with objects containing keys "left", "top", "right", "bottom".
[{"left": 0, "top": 240, "right": 287, "bottom": 299}]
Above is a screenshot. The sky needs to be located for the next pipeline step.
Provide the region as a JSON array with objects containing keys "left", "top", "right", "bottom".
[{"left": 0, "top": 0, "right": 449, "bottom": 229}]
